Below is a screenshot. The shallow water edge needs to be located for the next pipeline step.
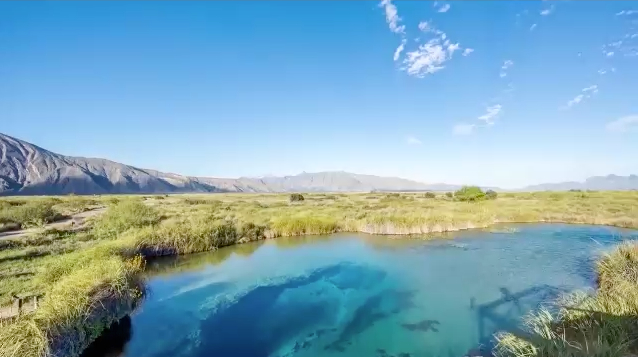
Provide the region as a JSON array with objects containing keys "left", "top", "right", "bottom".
[{"left": 79, "top": 224, "right": 633, "bottom": 356}]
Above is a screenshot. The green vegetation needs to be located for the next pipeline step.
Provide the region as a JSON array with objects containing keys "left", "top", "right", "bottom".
[
  {"left": 1, "top": 191, "right": 638, "bottom": 357},
  {"left": 91, "top": 200, "right": 161, "bottom": 239},
  {"left": 0, "top": 199, "right": 65, "bottom": 230},
  {"left": 289, "top": 193, "right": 305, "bottom": 202},
  {"left": 496, "top": 242, "right": 638, "bottom": 356},
  {"left": 453, "top": 186, "right": 498, "bottom": 202}
]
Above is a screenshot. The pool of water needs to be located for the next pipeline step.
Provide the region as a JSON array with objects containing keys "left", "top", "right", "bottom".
[{"left": 91, "top": 224, "right": 638, "bottom": 357}]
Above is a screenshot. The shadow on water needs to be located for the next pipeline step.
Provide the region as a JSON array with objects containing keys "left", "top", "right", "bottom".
[
  {"left": 464, "top": 284, "right": 569, "bottom": 357},
  {"left": 324, "top": 289, "right": 418, "bottom": 352},
  {"left": 80, "top": 315, "right": 132, "bottom": 357},
  {"left": 180, "top": 262, "right": 418, "bottom": 357}
]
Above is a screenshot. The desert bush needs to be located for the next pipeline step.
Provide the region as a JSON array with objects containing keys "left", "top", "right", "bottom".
[
  {"left": 289, "top": 193, "right": 305, "bottom": 202},
  {"left": 424, "top": 192, "right": 436, "bottom": 199},
  {"left": 445, "top": 192, "right": 453, "bottom": 198},
  {"left": 485, "top": 189, "right": 498, "bottom": 200},
  {"left": 454, "top": 186, "right": 486, "bottom": 202},
  {"left": 0, "top": 200, "right": 63, "bottom": 228},
  {"left": 55, "top": 197, "right": 99, "bottom": 215},
  {"left": 91, "top": 201, "right": 161, "bottom": 238}
]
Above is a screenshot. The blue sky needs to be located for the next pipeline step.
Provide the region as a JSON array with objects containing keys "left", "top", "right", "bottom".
[{"left": 1, "top": 1, "right": 637, "bottom": 188}]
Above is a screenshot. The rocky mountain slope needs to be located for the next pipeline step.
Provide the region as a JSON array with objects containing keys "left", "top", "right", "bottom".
[
  {"left": 0, "top": 133, "right": 446, "bottom": 195},
  {"left": 3, "top": 133, "right": 635, "bottom": 195}
]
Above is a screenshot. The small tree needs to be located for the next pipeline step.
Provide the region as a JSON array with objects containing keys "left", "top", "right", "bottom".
[
  {"left": 454, "top": 186, "right": 486, "bottom": 202},
  {"left": 289, "top": 193, "right": 305, "bottom": 202},
  {"left": 424, "top": 192, "right": 436, "bottom": 198},
  {"left": 485, "top": 189, "right": 498, "bottom": 200}
]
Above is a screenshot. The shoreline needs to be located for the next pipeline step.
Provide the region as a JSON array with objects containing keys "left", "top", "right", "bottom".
[{"left": 3, "top": 191, "right": 638, "bottom": 357}]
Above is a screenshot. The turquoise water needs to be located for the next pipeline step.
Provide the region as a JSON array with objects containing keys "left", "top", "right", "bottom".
[{"left": 94, "top": 224, "right": 638, "bottom": 357}]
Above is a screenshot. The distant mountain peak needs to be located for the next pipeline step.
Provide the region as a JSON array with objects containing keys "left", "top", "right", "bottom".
[{"left": 0, "top": 133, "right": 458, "bottom": 195}]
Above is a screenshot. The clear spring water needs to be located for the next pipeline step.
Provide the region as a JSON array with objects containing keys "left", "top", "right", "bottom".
[{"left": 89, "top": 224, "right": 638, "bottom": 357}]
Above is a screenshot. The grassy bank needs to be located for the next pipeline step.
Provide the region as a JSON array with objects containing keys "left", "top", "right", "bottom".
[
  {"left": 0, "top": 190, "right": 637, "bottom": 357},
  {"left": 495, "top": 242, "right": 638, "bottom": 356}
]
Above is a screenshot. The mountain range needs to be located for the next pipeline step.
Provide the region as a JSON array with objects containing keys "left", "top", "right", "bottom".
[{"left": 1, "top": 133, "right": 636, "bottom": 195}]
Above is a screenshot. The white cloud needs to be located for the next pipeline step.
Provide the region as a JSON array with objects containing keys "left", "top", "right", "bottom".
[
  {"left": 540, "top": 5, "right": 554, "bottom": 16},
  {"left": 616, "top": 10, "right": 638, "bottom": 16},
  {"left": 418, "top": 21, "right": 445, "bottom": 36},
  {"left": 379, "top": 0, "right": 405, "bottom": 34},
  {"left": 437, "top": 3, "right": 451, "bottom": 13},
  {"left": 606, "top": 115, "right": 638, "bottom": 133},
  {"left": 462, "top": 48, "right": 474, "bottom": 56},
  {"left": 582, "top": 85, "right": 598, "bottom": 94},
  {"left": 566, "top": 94, "right": 584, "bottom": 108},
  {"left": 565, "top": 85, "right": 598, "bottom": 108},
  {"left": 406, "top": 136, "right": 422, "bottom": 145},
  {"left": 477, "top": 104, "right": 502, "bottom": 125},
  {"left": 598, "top": 69, "right": 607, "bottom": 75},
  {"left": 606, "top": 51, "right": 615, "bottom": 57},
  {"left": 608, "top": 40, "right": 624, "bottom": 48},
  {"left": 499, "top": 60, "right": 514, "bottom": 78},
  {"left": 418, "top": 21, "right": 432, "bottom": 32},
  {"left": 453, "top": 123, "right": 476, "bottom": 135},
  {"left": 447, "top": 42, "right": 460, "bottom": 54},
  {"left": 402, "top": 37, "right": 460, "bottom": 77},
  {"left": 530, "top": 23, "right": 537, "bottom": 31},
  {"left": 393, "top": 39, "right": 406, "bottom": 61}
]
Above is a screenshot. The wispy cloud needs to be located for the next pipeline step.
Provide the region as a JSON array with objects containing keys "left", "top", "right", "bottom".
[
  {"left": 564, "top": 85, "right": 599, "bottom": 108},
  {"left": 406, "top": 136, "right": 423, "bottom": 145},
  {"left": 384, "top": 7, "right": 470, "bottom": 78},
  {"left": 453, "top": 123, "right": 476, "bottom": 135},
  {"left": 393, "top": 39, "right": 406, "bottom": 61},
  {"left": 500, "top": 60, "right": 514, "bottom": 78},
  {"left": 598, "top": 67, "right": 616, "bottom": 75},
  {"left": 437, "top": 3, "right": 451, "bottom": 13},
  {"left": 606, "top": 115, "right": 638, "bottom": 133},
  {"left": 478, "top": 104, "right": 502, "bottom": 125},
  {"left": 616, "top": 10, "right": 638, "bottom": 16},
  {"left": 540, "top": 5, "right": 555, "bottom": 16},
  {"left": 530, "top": 23, "right": 537, "bottom": 31},
  {"left": 453, "top": 102, "right": 505, "bottom": 135},
  {"left": 433, "top": 2, "right": 451, "bottom": 13},
  {"left": 402, "top": 37, "right": 460, "bottom": 77},
  {"left": 379, "top": 0, "right": 405, "bottom": 34}
]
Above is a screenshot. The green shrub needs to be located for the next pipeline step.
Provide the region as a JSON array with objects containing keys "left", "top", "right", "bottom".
[
  {"left": 289, "top": 193, "right": 305, "bottom": 202},
  {"left": 445, "top": 192, "right": 453, "bottom": 198},
  {"left": 485, "top": 189, "right": 498, "bottom": 200},
  {"left": 91, "top": 201, "right": 161, "bottom": 238},
  {"left": 454, "top": 186, "right": 486, "bottom": 202},
  {"left": 424, "top": 192, "right": 436, "bottom": 199},
  {"left": 0, "top": 200, "right": 63, "bottom": 228}
]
